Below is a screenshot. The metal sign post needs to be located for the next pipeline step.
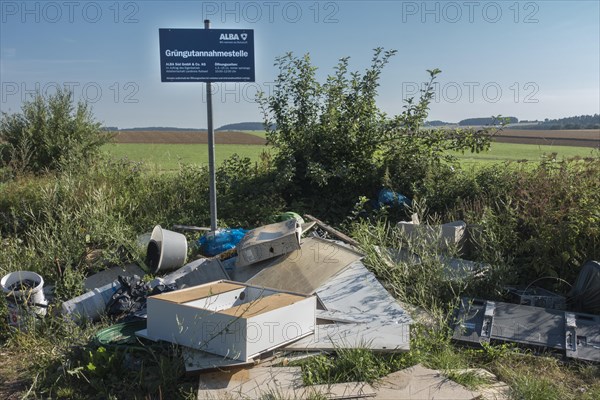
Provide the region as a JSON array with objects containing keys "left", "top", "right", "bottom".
[
  {"left": 158, "top": 23, "right": 254, "bottom": 232},
  {"left": 204, "top": 19, "right": 217, "bottom": 232}
]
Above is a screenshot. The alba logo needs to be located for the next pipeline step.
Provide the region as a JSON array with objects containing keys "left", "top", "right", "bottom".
[
  {"left": 240, "top": 33, "right": 248, "bottom": 40},
  {"left": 220, "top": 33, "right": 239, "bottom": 40}
]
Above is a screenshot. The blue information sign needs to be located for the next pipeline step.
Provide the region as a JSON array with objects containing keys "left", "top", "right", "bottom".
[{"left": 159, "top": 28, "right": 254, "bottom": 82}]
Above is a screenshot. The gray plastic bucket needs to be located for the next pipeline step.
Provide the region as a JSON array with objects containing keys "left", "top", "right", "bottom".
[
  {"left": 145, "top": 225, "right": 188, "bottom": 273},
  {"left": 1, "top": 270, "right": 48, "bottom": 328}
]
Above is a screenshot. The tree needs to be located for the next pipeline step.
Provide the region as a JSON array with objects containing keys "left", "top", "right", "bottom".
[
  {"left": 258, "top": 49, "right": 498, "bottom": 217},
  {"left": 0, "top": 88, "right": 112, "bottom": 173}
]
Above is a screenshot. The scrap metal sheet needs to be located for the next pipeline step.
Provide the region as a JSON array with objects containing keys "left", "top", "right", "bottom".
[
  {"left": 240, "top": 237, "right": 363, "bottom": 295},
  {"left": 283, "top": 322, "right": 410, "bottom": 352},
  {"left": 315, "top": 261, "right": 412, "bottom": 325},
  {"left": 454, "top": 298, "right": 600, "bottom": 362}
]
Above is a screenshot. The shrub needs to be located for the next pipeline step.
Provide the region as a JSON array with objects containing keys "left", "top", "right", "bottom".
[
  {"left": 0, "top": 88, "right": 112, "bottom": 174},
  {"left": 449, "top": 156, "right": 600, "bottom": 287},
  {"left": 258, "top": 49, "right": 498, "bottom": 222}
]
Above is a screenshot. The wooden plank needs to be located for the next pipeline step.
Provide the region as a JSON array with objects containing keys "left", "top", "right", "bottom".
[
  {"left": 304, "top": 214, "right": 361, "bottom": 247},
  {"left": 151, "top": 281, "right": 242, "bottom": 304},
  {"left": 197, "top": 366, "right": 375, "bottom": 399},
  {"left": 218, "top": 293, "right": 308, "bottom": 318}
]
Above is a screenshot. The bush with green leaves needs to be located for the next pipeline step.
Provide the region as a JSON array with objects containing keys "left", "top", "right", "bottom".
[
  {"left": 258, "top": 48, "right": 498, "bottom": 221},
  {"left": 0, "top": 88, "right": 112, "bottom": 173}
]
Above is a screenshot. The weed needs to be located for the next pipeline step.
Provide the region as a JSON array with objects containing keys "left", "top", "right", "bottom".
[{"left": 293, "top": 348, "right": 397, "bottom": 386}]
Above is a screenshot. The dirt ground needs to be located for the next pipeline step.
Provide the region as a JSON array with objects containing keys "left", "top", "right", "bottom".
[
  {"left": 113, "top": 130, "right": 267, "bottom": 145},
  {"left": 495, "top": 129, "right": 600, "bottom": 148}
]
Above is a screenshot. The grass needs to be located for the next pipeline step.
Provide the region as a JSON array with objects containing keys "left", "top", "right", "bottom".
[
  {"left": 102, "top": 143, "right": 271, "bottom": 171},
  {"left": 453, "top": 142, "right": 598, "bottom": 166},
  {"left": 103, "top": 141, "right": 597, "bottom": 172},
  {"left": 2, "top": 146, "right": 599, "bottom": 399}
]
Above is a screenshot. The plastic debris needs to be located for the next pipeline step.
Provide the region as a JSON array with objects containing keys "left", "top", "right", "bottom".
[
  {"left": 106, "top": 275, "right": 177, "bottom": 320},
  {"left": 197, "top": 228, "right": 247, "bottom": 257},
  {"left": 377, "top": 188, "right": 411, "bottom": 208}
]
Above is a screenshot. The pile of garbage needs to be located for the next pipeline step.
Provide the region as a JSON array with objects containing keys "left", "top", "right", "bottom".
[
  {"left": 3, "top": 215, "right": 412, "bottom": 363},
  {"left": 3, "top": 211, "right": 599, "bottom": 399}
]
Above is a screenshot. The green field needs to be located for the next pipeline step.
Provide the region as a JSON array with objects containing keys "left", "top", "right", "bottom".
[
  {"left": 104, "top": 141, "right": 598, "bottom": 171},
  {"left": 103, "top": 143, "right": 271, "bottom": 170},
  {"left": 242, "top": 130, "right": 267, "bottom": 139},
  {"left": 453, "top": 142, "right": 599, "bottom": 166}
]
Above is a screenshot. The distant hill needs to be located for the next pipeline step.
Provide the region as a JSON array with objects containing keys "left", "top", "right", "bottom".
[
  {"left": 459, "top": 117, "right": 518, "bottom": 126},
  {"left": 508, "top": 114, "right": 600, "bottom": 130},
  {"left": 217, "top": 122, "right": 267, "bottom": 131},
  {"left": 424, "top": 120, "right": 455, "bottom": 127},
  {"left": 119, "top": 127, "right": 205, "bottom": 131}
]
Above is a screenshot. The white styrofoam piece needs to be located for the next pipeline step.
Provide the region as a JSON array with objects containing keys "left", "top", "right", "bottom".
[
  {"left": 397, "top": 220, "right": 466, "bottom": 248},
  {"left": 145, "top": 280, "right": 316, "bottom": 361},
  {"left": 315, "top": 261, "right": 412, "bottom": 326}
]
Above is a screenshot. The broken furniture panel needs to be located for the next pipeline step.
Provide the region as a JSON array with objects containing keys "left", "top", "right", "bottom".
[
  {"left": 283, "top": 321, "right": 410, "bottom": 352},
  {"left": 315, "top": 261, "right": 412, "bottom": 326},
  {"left": 282, "top": 261, "right": 412, "bottom": 352},
  {"left": 235, "top": 219, "right": 302, "bottom": 267},
  {"left": 241, "top": 237, "right": 363, "bottom": 295},
  {"left": 453, "top": 298, "right": 600, "bottom": 362},
  {"left": 143, "top": 280, "right": 316, "bottom": 361}
]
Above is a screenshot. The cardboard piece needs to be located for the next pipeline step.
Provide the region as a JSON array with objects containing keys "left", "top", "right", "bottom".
[
  {"left": 372, "top": 364, "right": 480, "bottom": 399},
  {"left": 242, "top": 237, "right": 363, "bottom": 295},
  {"left": 143, "top": 280, "right": 316, "bottom": 361},
  {"left": 197, "top": 366, "right": 376, "bottom": 399},
  {"left": 447, "top": 369, "right": 511, "bottom": 400},
  {"left": 236, "top": 219, "right": 302, "bottom": 267}
]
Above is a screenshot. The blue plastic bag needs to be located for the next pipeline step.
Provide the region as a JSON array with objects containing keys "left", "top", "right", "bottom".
[
  {"left": 197, "top": 228, "right": 247, "bottom": 257},
  {"left": 377, "top": 188, "right": 411, "bottom": 208}
]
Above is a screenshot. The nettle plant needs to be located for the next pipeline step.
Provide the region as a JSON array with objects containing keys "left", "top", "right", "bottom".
[{"left": 258, "top": 48, "right": 499, "bottom": 217}]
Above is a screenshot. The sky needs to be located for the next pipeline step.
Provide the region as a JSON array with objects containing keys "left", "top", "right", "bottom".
[{"left": 1, "top": 0, "right": 599, "bottom": 129}]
